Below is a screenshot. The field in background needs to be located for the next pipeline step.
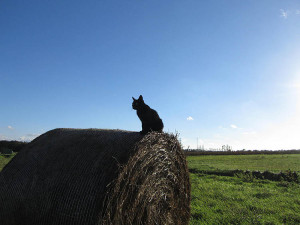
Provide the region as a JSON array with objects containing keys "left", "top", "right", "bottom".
[
  {"left": 187, "top": 154, "right": 300, "bottom": 172},
  {"left": 188, "top": 154, "right": 300, "bottom": 224},
  {"left": 1, "top": 153, "right": 299, "bottom": 224}
]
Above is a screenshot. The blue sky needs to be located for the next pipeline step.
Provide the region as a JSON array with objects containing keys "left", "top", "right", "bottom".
[{"left": 1, "top": 0, "right": 300, "bottom": 150}]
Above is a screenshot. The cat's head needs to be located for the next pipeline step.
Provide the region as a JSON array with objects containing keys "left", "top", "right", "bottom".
[{"left": 132, "top": 95, "right": 144, "bottom": 110}]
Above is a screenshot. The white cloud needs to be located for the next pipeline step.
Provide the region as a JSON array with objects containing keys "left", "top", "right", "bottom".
[
  {"left": 242, "top": 131, "right": 257, "bottom": 136},
  {"left": 19, "top": 134, "right": 40, "bottom": 142},
  {"left": 19, "top": 136, "right": 28, "bottom": 141},
  {"left": 198, "top": 139, "right": 204, "bottom": 145},
  {"left": 182, "top": 114, "right": 300, "bottom": 150},
  {"left": 296, "top": 10, "right": 300, "bottom": 15},
  {"left": 187, "top": 116, "right": 194, "bottom": 121},
  {"left": 7, "top": 126, "right": 14, "bottom": 130},
  {"left": 181, "top": 137, "right": 205, "bottom": 149},
  {"left": 280, "top": 9, "right": 288, "bottom": 19},
  {"left": 180, "top": 138, "right": 191, "bottom": 149},
  {"left": 0, "top": 134, "right": 9, "bottom": 140},
  {"left": 230, "top": 124, "right": 238, "bottom": 129},
  {"left": 225, "top": 113, "right": 300, "bottom": 149}
]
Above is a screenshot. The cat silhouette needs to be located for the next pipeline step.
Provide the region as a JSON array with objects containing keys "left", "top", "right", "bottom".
[{"left": 132, "top": 95, "right": 164, "bottom": 134}]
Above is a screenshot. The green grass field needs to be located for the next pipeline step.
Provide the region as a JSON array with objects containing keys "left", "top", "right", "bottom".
[
  {"left": 1, "top": 153, "right": 299, "bottom": 224},
  {"left": 0, "top": 153, "right": 16, "bottom": 172},
  {"left": 187, "top": 154, "right": 300, "bottom": 172},
  {"left": 188, "top": 154, "right": 300, "bottom": 225},
  {"left": 190, "top": 173, "right": 300, "bottom": 225}
]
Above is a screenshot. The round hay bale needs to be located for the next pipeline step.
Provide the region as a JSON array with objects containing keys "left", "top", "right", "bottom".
[
  {"left": 102, "top": 132, "right": 191, "bottom": 225},
  {"left": 0, "top": 129, "right": 190, "bottom": 225}
]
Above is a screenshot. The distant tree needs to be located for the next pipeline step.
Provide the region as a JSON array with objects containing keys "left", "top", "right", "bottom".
[
  {"left": 222, "top": 145, "right": 232, "bottom": 151},
  {"left": 0, "top": 141, "right": 27, "bottom": 153}
]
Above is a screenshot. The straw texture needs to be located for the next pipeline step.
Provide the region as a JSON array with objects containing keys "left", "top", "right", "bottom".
[{"left": 0, "top": 128, "right": 190, "bottom": 225}]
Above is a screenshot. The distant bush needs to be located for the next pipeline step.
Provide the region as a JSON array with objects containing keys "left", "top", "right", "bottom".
[
  {"left": 0, "top": 141, "right": 27, "bottom": 153},
  {"left": 235, "top": 171, "right": 255, "bottom": 182},
  {"left": 0, "top": 148, "right": 13, "bottom": 155},
  {"left": 189, "top": 168, "right": 299, "bottom": 183}
]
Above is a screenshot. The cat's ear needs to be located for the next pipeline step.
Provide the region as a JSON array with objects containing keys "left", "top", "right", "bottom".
[
  {"left": 132, "top": 97, "right": 136, "bottom": 101},
  {"left": 138, "top": 95, "right": 143, "bottom": 101}
]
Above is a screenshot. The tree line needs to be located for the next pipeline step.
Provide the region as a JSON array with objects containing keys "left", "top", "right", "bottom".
[
  {"left": 185, "top": 149, "right": 300, "bottom": 156},
  {"left": 0, "top": 141, "right": 27, "bottom": 153}
]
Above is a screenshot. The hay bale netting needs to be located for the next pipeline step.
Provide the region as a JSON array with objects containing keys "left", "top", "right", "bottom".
[{"left": 0, "top": 128, "right": 190, "bottom": 225}]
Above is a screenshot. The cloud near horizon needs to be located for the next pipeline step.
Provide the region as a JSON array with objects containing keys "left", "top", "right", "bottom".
[
  {"left": 8, "top": 126, "right": 14, "bottom": 130},
  {"left": 19, "top": 133, "right": 40, "bottom": 142},
  {"left": 182, "top": 112, "right": 300, "bottom": 150},
  {"left": 0, "top": 134, "right": 8, "bottom": 140}
]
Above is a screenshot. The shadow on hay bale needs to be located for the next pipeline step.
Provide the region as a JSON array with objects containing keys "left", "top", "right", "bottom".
[{"left": 0, "top": 128, "right": 190, "bottom": 225}]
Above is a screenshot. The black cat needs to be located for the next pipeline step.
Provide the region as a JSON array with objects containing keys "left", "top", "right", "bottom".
[{"left": 132, "top": 95, "right": 164, "bottom": 134}]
